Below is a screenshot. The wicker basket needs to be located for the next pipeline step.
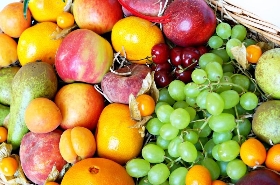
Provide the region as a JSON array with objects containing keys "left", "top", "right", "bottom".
[{"left": 206, "top": 0, "right": 280, "bottom": 46}]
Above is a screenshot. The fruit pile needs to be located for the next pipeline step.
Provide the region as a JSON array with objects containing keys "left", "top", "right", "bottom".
[{"left": 0, "top": 0, "right": 280, "bottom": 185}]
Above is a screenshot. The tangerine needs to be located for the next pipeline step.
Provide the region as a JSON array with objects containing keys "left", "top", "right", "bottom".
[
  {"left": 17, "top": 21, "right": 63, "bottom": 66},
  {"left": 95, "top": 103, "right": 144, "bottom": 165},
  {"left": 60, "top": 158, "right": 134, "bottom": 185},
  {"left": 0, "top": 2, "right": 32, "bottom": 38},
  {"left": 185, "top": 165, "right": 212, "bottom": 185},
  {"left": 0, "top": 33, "right": 18, "bottom": 67},
  {"left": 111, "top": 16, "right": 165, "bottom": 64},
  {"left": 265, "top": 144, "right": 280, "bottom": 171},
  {"left": 240, "top": 138, "right": 267, "bottom": 167},
  {"left": 24, "top": 98, "right": 62, "bottom": 133}
]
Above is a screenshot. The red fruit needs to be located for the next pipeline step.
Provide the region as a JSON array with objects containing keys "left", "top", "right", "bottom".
[{"left": 151, "top": 43, "right": 170, "bottom": 64}]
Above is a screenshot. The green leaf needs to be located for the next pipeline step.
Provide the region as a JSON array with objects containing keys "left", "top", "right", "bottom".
[{"left": 23, "top": 0, "right": 30, "bottom": 19}]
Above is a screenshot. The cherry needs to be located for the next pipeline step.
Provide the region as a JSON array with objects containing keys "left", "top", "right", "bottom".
[
  {"left": 154, "top": 70, "right": 175, "bottom": 88},
  {"left": 153, "top": 62, "right": 173, "bottom": 72},
  {"left": 151, "top": 43, "right": 170, "bottom": 64},
  {"left": 170, "top": 47, "right": 183, "bottom": 66},
  {"left": 196, "top": 45, "right": 209, "bottom": 55},
  {"left": 181, "top": 48, "right": 200, "bottom": 70},
  {"left": 175, "top": 68, "right": 193, "bottom": 83}
]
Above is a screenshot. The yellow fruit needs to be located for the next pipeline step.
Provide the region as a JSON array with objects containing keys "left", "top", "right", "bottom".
[
  {"left": 0, "top": 33, "right": 18, "bottom": 67},
  {"left": 17, "top": 22, "right": 63, "bottom": 66}
]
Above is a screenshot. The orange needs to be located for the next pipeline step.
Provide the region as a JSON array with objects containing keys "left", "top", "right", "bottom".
[
  {"left": 17, "top": 21, "right": 63, "bottom": 66},
  {"left": 95, "top": 103, "right": 144, "bottom": 165},
  {"left": 0, "top": 156, "right": 18, "bottom": 176},
  {"left": 136, "top": 94, "right": 156, "bottom": 117},
  {"left": 57, "top": 12, "right": 75, "bottom": 29},
  {"left": 59, "top": 126, "right": 96, "bottom": 164},
  {"left": 212, "top": 179, "right": 227, "bottom": 185},
  {"left": 0, "top": 33, "right": 18, "bottom": 67},
  {"left": 24, "top": 98, "right": 62, "bottom": 133},
  {"left": 0, "top": 126, "right": 8, "bottom": 142},
  {"left": 240, "top": 138, "right": 267, "bottom": 167},
  {"left": 60, "top": 157, "right": 134, "bottom": 185},
  {"left": 28, "top": 0, "right": 66, "bottom": 22},
  {"left": 0, "top": 2, "right": 32, "bottom": 38},
  {"left": 265, "top": 144, "right": 280, "bottom": 171},
  {"left": 186, "top": 165, "right": 212, "bottom": 185},
  {"left": 111, "top": 16, "right": 165, "bottom": 64},
  {"left": 246, "top": 44, "right": 262, "bottom": 63}
]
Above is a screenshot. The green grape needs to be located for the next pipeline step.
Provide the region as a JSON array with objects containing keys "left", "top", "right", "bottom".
[
  {"left": 158, "top": 88, "right": 176, "bottom": 105},
  {"left": 191, "top": 68, "right": 207, "bottom": 84},
  {"left": 194, "top": 137, "right": 208, "bottom": 151},
  {"left": 169, "top": 167, "right": 188, "bottom": 185},
  {"left": 204, "top": 139, "right": 216, "bottom": 158},
  {"left": 232, "top": 134, "right": 246, "bottom": 145},
  {"left": 173, "top": 100, "right": 189, "bottom": 109},
  {"left": 216, "top": 22, "right": 232, "bottom": 39},
  {"left": 169, "top": 162, "right": 183, "bottom": 173},
  {"left": 179, "top": 141, "right": 197, "bottom": 162},
  {"left": 215, "top": 74, "right": 232, "bottom": 93},
  {"left": 234, "top": 118, "right": 252, "bottom": 136},
  {"left": 196, "top": 89, "right": 210, "bottom": 109},
  {"left": 148, "top": 163, "right": 170, "bottom": 185},
  {"left": 205, "top": 61, "right": 223, "bottom": 82},
  {"left": 160, "top": 123, "right": 179, "bottom": 140},
  {"left": 126, "top": 158, "right": 151, "bottom": 178},
  {"left": 208, "top": 35, "right": 224, "bottom": 49},
  {"left": 156, "top": 104, "right": 174, "bottom": 123},
  {"left": 184, "top": 106, "right": 196, "bottom": 121},
  {"left": 206, "top": 92, "right": 224, "bottom": 115},
  {"left": 193, "top": 120, "right": 212, "bottom": 137},
  {"left": 231, "top": 24, "right": 247, "bottom": 41},
  {"left": 231, "top": 74, "right": 250, "bottom": 93},
  {"left": 168, "top": 136, "right": 183, "bottom": 158},
  {"left": 243, "top": 38, "right": 257, "bottom": 47},
  {"left": 157, "top": 136, "right": 171, "bottom": 150},
  {"left": 217, "top": 161, "right": 229, "bottom": 177},
  {"left": 226, "top": 159, "right": 247, "bottom": 180},
  {"left": 146, "top": 117, "right": 165, "bottom": 135},
  {"left": 219, "top": 90, "right": 240, "bottom": 109},
  {"left": 155, "top": 101, "right": 169, "bottom": 112},
  {"left": 195, "top": 151, "right": 204, "bottom": 163},
  {"left": 185, "top": 96, "right": 197, "bottom": 107},
  {"left": 213, "top": 131, "right": 233, "bottom": 144},
  {"left": 235, "top": 102, "right": 253, "bottom": 115},
  {"left": 170, "top": 108, "right": 190, "bottom": 129},
  {"left": 198, "top": 53, "right": 223, "bottom": 69},
  {"left": 222, "top": 62, "right": 235, "bottom": 73},
  {"left": 183, "top": 130, "right": 199, "bottom": 144},
  {"left": 222, "top": 108, "right": 235, "bottom": 116},
  {"left": 209, "top": 113, "right": 236, "bottom": 133},
  {"left": 142, "top": 143, "right": 165, "bottom": 163},
  {"left": 168, "top": 80, "right": 186, "bottom": 101},
  {"left": 139, "top": 176, "right": 153, "bottom": 185},
  {"left": 184, "top": 82, "right": 201, "bottom": 98},
  {"left": 201, "top": 157, "right": 221, "bottom": 180},
  {"left": 226, "top": 38, "right": 242, "bottom": 59},
  {"left": 239, "top": 92, "right": 259, "bottom": 110},
  {"left": 212, "top": 144, "right": 221, "bottom": 161},
  {"left": 210, "top": 48, "right": 230, "bottom": 63},
  {"left": 218, "top": 140, "right": 240, "bottom": 162}
]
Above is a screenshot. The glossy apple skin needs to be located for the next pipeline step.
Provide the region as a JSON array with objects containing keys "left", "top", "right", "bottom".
[
  {"left": 73, "top": 0, "right": 123, "bottom": 35},
  {"left": 55, "top": 29, "right": 113, "bottom": 84},
  {"left": 101, "top": 64, "right": 152, "bottom": 104},
  {"left": 162, "top": 0, "right": 216, "bottom": 47}
]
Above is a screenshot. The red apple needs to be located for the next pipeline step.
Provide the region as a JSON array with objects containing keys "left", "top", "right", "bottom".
[
  {"left": 101, "top": 64, "right": 152, "bottom": 104},
  {"left": 20, "top": 130, "right": 67, "bottom": 185},
  {"left": 55, "top": 29, "right": 113, "bottom": 84},
  {"left": 73, "top": 0, "right": 123, "bottom": 35}
]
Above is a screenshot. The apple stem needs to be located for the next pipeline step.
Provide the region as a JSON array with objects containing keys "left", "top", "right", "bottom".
[{"left": 118, "top": 0, "right": 172, "bottom": 23}]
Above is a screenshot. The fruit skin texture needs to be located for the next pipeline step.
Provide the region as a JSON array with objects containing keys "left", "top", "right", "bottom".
[
  {"left": 265, "top": 144, "right": 280, "bottom": 172},
  {"left": 0, "top": 2, "right": 31, "bottom": 38},
  {"left": 101, "top": 64, "right": 152, "bottom": 104},
  {"left": 111, "top": 16, "right": 165, "bottom": 64},
  {"left": 162, "top": 0, "right": 216, "bottom": 47},
  {"left": 236, "top": 168, "right": 280, "bottom": 185},
  {"left": 54, "top": 83, "right": 104, "bottom": 130},
  {"left": 55, "top": 29, "right": 113, "bottom": 84},
  {"left": 185, "top": 165, "right": 212, "bottom": 185},
  {"left": 255, "top": 48, "right": 280, "bottom": 99},
  {"left": 73, "top": 0, "right": 123, "bottom": 35},
  {"left": 252, "top": 100, "right": 280, "bottom": 145},
  {"left": 20, "top": 130, "right": 67, "bottom": 185},
  {"left": 61, "top": 157, "right": 135, "bottom": 185},
  {"left": 0, "top": 33, "right": 18, "bottom": 67},
  {"left": 95, "top": 103, "right": 144, "bottom": 165},
  {"left": 17, "top": 22, "right": 63, "bottom": 66}
]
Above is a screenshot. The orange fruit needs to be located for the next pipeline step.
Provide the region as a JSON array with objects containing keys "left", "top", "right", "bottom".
[
  {"left": 24, "top": 98, "right": 62, "bottom": 133},
  {"left": 246, "top": 44, "right": 262, "bottom": 63},
  {"left": 265, "top": 144, "right": 280, "bottom": 171},
  {"left": 60, "top": 157, "right": 134, "bottom": 185},
  {"left": 17, "top": 21, "right": 63, "bottom": 66},
  {"left": 212, "top": 179, "right": 227, "bottom": 185},
  {"left": 57, "top": 12, "right": 75, "bottom": 29},
  {"left": 240, "top": 138, "right": 267, "bottom": 167},
  {"left": 111, "top": 16, "right": 165, "bottom": 64},
  {"left": 0, "top": 156, "right": 18, "bottom": 176},
  {"left": 95, "top": 103, "right": 144, "bottom": 165},
  {"left": 186, "top": 165, "right": 212, "bottom": 185},
  {"left": 0, "top": 126, "right": 8, "bottom": 142},
  {"left": 28, "top": 0, "right": 66, "bottom": 22},
  {"left": 0, "top": 33, "right": 18, "bottom": 67},
  {"left": 136, "top": 94, "right": 156, "bottom": 117},
  {"left": 45, "top": 182, "right": 60, "bottom": 185},
  {"left": 0, "top": 2, "right": 32, "bottom": 38},
  {"left": 59, "top": 126, "right": 96, "bottom": 164}
]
